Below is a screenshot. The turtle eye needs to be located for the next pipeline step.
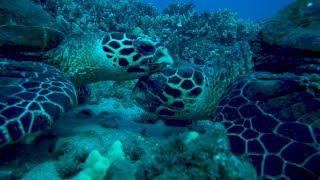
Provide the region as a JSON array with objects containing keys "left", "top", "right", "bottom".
[{"left": 134, "top": 41, "right": 155, "bottom": 55}]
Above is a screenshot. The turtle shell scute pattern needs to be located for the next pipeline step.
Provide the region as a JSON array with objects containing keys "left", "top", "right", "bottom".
[
  {"left": 0, "top": 59, "right": 77, "bottom": 147},
  {"left": 101, "top": 32, "right": 166, "bottom": 72},
  {"left": 214, "top": 72, "right": 320, "bottom": 179},
  {"left": 132, "top": 66, "right": 207, "bottom": 120}
]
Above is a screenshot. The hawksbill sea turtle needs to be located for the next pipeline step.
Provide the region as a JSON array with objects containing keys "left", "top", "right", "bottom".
[
  {"left": 131, "top": 52, "right": 320, "bottom": 177},
  {"left": 132, "top": 0, "right": 320, "bottom": 178},
  {"left": 0, "top": 0, "right": 173, "bottom": 147},
  {"left": 132, "top": 57, "right": 320, "bottom": 179}
]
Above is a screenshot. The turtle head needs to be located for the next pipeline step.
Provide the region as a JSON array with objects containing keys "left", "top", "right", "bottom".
[
  {"left": 100, "top": 32, "right": 174, "bottom": 80},
  {"left": 44, "top": 32, "right": 173, "bottom": 85},
  {"left": 132, "top": 66, "right": 214, "bottom": 121}
]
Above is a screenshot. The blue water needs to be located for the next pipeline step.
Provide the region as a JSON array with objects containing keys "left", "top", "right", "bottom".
[{"left": 144, "top": 0, "right": 295, "bottom": 20}]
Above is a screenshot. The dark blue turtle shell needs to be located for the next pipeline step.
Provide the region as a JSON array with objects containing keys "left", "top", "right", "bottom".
[
  {"left": 0, "top": 58, "right": 77, "bottom": 147},
  {"left": 214, "top": 71, "right": 320, "bottom": 179}
]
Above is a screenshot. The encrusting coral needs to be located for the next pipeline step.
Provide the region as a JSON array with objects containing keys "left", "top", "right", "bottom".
[
  {"left": 34, "top": 0, "right": 260, "bottom": 65},
  {"left": 67, "top": 123, "right": 257, "bottom": 180}
]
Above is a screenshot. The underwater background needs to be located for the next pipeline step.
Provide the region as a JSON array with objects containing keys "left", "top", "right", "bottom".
[
  {"left": 0, "top": 0, "right": 319, "bottom": 180},
  {"left": 145, "top": 0, "right": 295, "bottom": 20}
]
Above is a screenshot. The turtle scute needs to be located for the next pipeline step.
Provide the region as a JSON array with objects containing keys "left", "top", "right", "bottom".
[
  {"left": 214, "top": 72, "right": 320, "bottom": 179},
  {"left": 132, "top": 65, "right": 216, "bottom": 121},
  {"left": 0, "top": 58, "right": 77, "bottom": 147}
]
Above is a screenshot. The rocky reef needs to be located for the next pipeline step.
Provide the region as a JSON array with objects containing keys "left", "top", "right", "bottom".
[{"left": 32, "top": 0, "right": 260, "bottom": 65}]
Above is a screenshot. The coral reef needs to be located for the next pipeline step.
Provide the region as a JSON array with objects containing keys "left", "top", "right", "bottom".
[
  {"left": 3, "top": 105, "right": 256, "bottom": 180},
  {"left": 74, "top": 141, "right": 125, "bottom": 180},
  {"left": 54, "top": 123, "right": 257, "bottom": 179},
  {"left": 34, "top": 0, "right": 260, "bottom": 64},
  {"left": 134, "top": 123, "right": 257, "bottom": 180}
]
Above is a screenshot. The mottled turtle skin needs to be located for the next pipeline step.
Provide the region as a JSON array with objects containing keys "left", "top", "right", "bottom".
[
  {"left": 132, "top": 66, "right": 320, "bottom": 179},
  {"left": 44, "top": 31, "right": 173, "bottom": 86}
]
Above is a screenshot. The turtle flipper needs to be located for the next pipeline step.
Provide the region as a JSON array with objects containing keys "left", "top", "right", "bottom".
[
  {"left": 0, "top": 59, "right": 77, "bottom": 147},
  {"left": 214, "top": 72, "right": 320, "bottom": 179}
]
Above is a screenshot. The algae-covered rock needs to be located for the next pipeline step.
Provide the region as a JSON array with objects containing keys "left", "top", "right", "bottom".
[
  {"left": 135, "top": 123, "right": 257, "bottom": 180},
  {"left": 0, "top": 0, "right": 66, "bottom": 58},
  {"left": 253, "top": 0, "right": 320, "bottom": 74},
  {"left": 0, "top": 0, "right": 57, "bottom": 26},
  {"left": 0, "top": 25, "right": 64, "bottom": 52},
  {"left": 261, "top": 0, "right": 320, "bottom": 52}
]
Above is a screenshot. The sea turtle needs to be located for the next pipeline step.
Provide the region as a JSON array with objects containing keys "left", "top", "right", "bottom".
[
  {"left": 0, "top": 0, "right": 173, "bottom": 148},
  {"left": 132, "top": 59, "right": 320, "bottom": 179},
  {"left": 131, "top": 1, "right": 320, "bottom": 179}
]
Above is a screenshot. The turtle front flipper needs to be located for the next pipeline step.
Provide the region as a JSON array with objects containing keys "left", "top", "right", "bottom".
[
  {"left": 0, "top": 58, "right": 77, "bottom": 148},
  {"left": 214, "top": 72, "right": 320, "bottom": 179}
]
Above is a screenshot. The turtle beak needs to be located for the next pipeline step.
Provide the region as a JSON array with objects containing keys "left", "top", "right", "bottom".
[
  {"left": 155, "top": 47, "right": 174, "bottom": 65},
  {"left": 144, "top": 47, "right": 173, "bottom": 73},
  {"left": 123, "top": 46, "right": 174, "bottom": 79},
  {"left": 132, "top": 80, "right": 161, "bottom": 113}
]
